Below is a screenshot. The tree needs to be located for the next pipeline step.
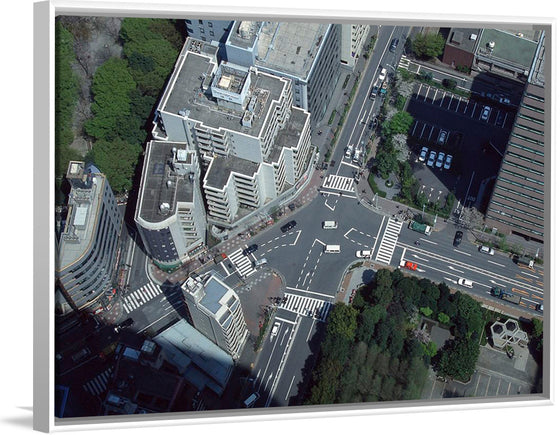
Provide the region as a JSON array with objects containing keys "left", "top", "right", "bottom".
[
  {"left": 455, "top": 292, "right": 483, "bottom": 339},
  {"left": 460, "top": 206, "right": 485, "bottom": 230},
  {"left": 438, "top": 312, "right": 450, "bottom": 325},
  {"left": 85, "top": 57, "right": 137, "bottom": 141},
  {"left": 436, "top": 337, "right": 480, "bottom": 381},
  {"left": 388, "top": 111, "right": 414, "bottom": 135},
  {"left": 356, "top": 305, "right": 386, "bottom": 342},
  {"left": 88, "top": 137, "right": 142, "bottom": 193},
  {"left": 412, "top": 33, "right": 445, "bottom": 59},
  {"left": 375, "top": 148, "right": 398, "bottom": 179}
]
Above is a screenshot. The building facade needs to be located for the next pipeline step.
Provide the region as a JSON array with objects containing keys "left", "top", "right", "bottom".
[
  {"left": 149, "top": 37, "right": 312, "bottom": 229},
  {"left": 134, "top": 141, "right": 207, "bottom": 270},
  {"left": 181, "top": 271, "right": 249, "bottom": 360},
  {"left": 55, "top": 161, "right": 123, "bottom": 315},
  {"left": 484, "top": 32, "right": 546, "bottom": 243},
  {"left": 340, "top": 24, "right": 370, "bottom": 70}
]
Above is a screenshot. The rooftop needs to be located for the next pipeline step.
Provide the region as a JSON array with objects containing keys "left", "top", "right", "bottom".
[
  {"left": 204, "top": 154, "right": 259, "bottom": 189},
  {"left": 477, "top": 29, "right": 539, "bottom": 70},
  {"left": 137, "top": 141, "right": 197, "bottom": 224},
  {"left": 270, "top": 106, "right": 308, "bottom": 162},
  {"left": 161, "top": 37, "right": 288, "bottom": 140},
  {"left": 199, "top": 274, "right": 232, "bottom": 315},
  {"left": 153, "top": 319, "right": 233, "bottom": 395},
  {"left": 254, "top": 22, "right": 329, "bottom": 79},
  {"left": 57, "top": 162, "right": 106, "bottom": 270},
  {"left": 446, "top": 28, "right": 481, "bottom": 54}
]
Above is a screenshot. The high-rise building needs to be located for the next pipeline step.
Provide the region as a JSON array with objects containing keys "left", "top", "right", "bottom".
[
  {"left": 181, "top": 271, "right": 249, "bottom": 360},
  {"left": 340, "top": 24, "right": 370, "bottom": 70},
  {"left": 224, "top": 21, "right": 341, "bottom": 125},
  {"left": 150, "top": 37, "right": 312, "bottom": 229},
  {"left": 484, "top": 32, "right": 546, "bottom": 243},
  {"left": 55, "top": 161, "right": 123, "bottom": 315},
  {"left": 134, "top": 141, "right": 207, "bottom": 270}
]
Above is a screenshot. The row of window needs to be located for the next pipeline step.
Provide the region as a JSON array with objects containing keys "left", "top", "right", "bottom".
[{"left": 487, "top": 208, "right": 544, "bottom": 237}]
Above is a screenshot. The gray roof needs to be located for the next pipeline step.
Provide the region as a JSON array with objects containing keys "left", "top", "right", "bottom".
[
  {"left": 227, "top": 21, "right": 261, "bottom": 50},
  {"left": 199, "top": 275, "right": 230, "bottom": 315},
  {"left": 270, "top": 106, "right": 308, "bottom": 163},
  {"left": 204, "top": 154, "right": 259, "bottom": 189},
  {"left": 137, "top": 141, "right": 195, "bottom": 224},
  {"left": 161, "top": 38, "right": 288, "bottom": 140},
  {"left": 153, "top": 319, "right": 233, "bottom": 395},
  {"left": 446, "top": 28, "right": 481, "bottom": 54}
]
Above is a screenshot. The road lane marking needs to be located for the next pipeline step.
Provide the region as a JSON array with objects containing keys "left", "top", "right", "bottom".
[
  {"left": 453, "top": 249, "right": 472, "bottom": 256},
  {"left": 487, "top": 260, "right": 505, "bottom": 267}
]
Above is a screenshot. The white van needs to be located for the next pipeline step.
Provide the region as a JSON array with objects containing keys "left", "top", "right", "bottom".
[
  {"left": 355, "top": 250, "right": 371, "bottom": 258},
  {"left": 324, "top": 244, "right": 341, "bottom": 253},
  {"left": 322, "top": 221, "right": 338, "bottom": 230},
  {"left": 243, "top": 392, "right": 260, "bottom": 408}
]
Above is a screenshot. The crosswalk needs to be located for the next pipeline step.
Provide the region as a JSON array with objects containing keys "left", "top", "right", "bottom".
[
  {"left": 322, "top": 175, "right": 355, "bottom": 193},
  {"left": 228, "top": 248, "right": 256, "bottom": 278},
  {"left": 279, "top": 293, "right": 333, "bottom": 322},
  {"left": 83, "top": 367, "right": 113, "bottom": 396},
  {"left": 123, "top": 281, "right": 162, "bottom": 314},
  {"left": 375, "top": 219, "right": 403, "bottom": 264},
  {"left": 398, "top": 54, "right": 411, "bottom": 70}
]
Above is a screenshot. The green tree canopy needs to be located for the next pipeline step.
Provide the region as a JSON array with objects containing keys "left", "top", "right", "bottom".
[
  {"left": 436, "top": 337, "right": 480, "bottom": 381},
  {"left": 412, "top": 33, "right": 445, "bottom": 59},
  {"left": 85, "top": 57, "right": 137, "bottom": 141},
  {"left": 87, "top": 137, "right": 142, "bottom": 192}
]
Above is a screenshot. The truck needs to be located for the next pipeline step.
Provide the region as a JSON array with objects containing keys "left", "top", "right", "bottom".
[
  {"left": 379, "top": 80, "right": 388, "bottom": 96},
  {"left": 516, "top": 255, "right": 535, "bottom": 268},
  {"left": 490, "top": 287, "right": 521, "bottom": 305},
  {"left": 408, "top": 220, "right": 432, "bottom": 235}
]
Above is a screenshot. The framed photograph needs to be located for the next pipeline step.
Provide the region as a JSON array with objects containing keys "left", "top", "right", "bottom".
[{"left": 30, "top": 0, "right": 555, "bottom": 433}]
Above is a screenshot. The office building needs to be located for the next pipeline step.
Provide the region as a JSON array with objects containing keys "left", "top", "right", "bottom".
[
  {"left": 150, "top": 37, "right": 312, "bottom": 228},
  {"left": 55, "top": 161, "right": 122, "bottom": 315},
  {"left": 225, "top": 21, "right": 341, "bottom": 125},
  {"left": 181, "top": 271, "right": 248, "bottom": 360},
  {"left": 134, "top": 141, "right": 207, "bottom": 270},
  {"left": 485, "top": 32, "right": 545, "bottom": 243},
  {"left": 340, "top": 24, "right": 370, "bottom": 70}
]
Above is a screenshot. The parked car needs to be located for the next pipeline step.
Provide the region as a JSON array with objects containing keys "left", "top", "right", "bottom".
[
  {"left": 437, "top": 130, "right": 448, "bottom": 145},
  {"left": 281, "top": 220, "right": 297, "bottom": 233},
  {"left": 419, "top": 146, "right": 429, "bottom": 162},
  {"left": 427, "top": 151, "right": 437, "bottom": 167},
  {"left": 479, "top": 245, "right": 495, "bottom": 255},
  {"left": 114, "top": 318, "right": 134, "bottom": 333},
  {"left": 444, "top": 154, "right": 453, "bottom": 170},
  {"left": 435, "top": 152, "right": 445, "bottom": 168},
  {"left": 243, "top": 244, "right": 258, "bottom": 256},
  {"left": 389, "top": 38, "right": 399, "bottom": 52},
  {"left": 481, "top": 106, "right": 491, "bottom": 121},
  {"left": 453, "top": 230, "right": 463, "bottom": 247},
  {"left": 499, "top": 96, "right": 511, "bottom": 105}
]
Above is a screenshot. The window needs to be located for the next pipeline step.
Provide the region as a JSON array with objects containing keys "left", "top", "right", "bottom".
[
  {"left": 208, "top": 22, "right": 213, "bottom": 27},
  {"left": 209, "top": 30, "right": 214, "bottom": 37},
  {"left": 198, "top": 19, "right": 203, "bottom": 24}
]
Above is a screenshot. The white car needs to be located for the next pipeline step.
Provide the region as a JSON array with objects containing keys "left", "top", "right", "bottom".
[
  {"left": 435, "top": 152, "right": 445, "bottom": 168},
  {"left": 355, "top": 250, "right": 372, "bottom": 258},
  {"left": 437, "top": 130, "right": 448, "bottom": 145},
  {"left": 481, "top": 106, "right": 491, "bottom": 121},
  {"left": 479, "top": 245, "right": 495, "bottom": 256},
  {"left": 419, "top": 146, "right": 429, "bottom": 162},
  {"left": 271, "top": 322, "right": 280, "bottom": 338},
  {"left": 378, "top": 67, "right": 387, "bottom": 82},
  {"left": 457, "top": 278, "right": 473, "bottom": 288},
  {"left": 426, "top": 151, "right": 437, "bottom": 167},
  {"left": 444, "top": 154, "right": 453, "bottom": 170},
  {"left": 499, "top": 97, "right": 511, "bottom": 105}
]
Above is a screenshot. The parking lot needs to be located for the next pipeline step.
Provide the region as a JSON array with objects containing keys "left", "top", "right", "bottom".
[{"left": 406, "top": 83, "right": 514, "bottom": 210}]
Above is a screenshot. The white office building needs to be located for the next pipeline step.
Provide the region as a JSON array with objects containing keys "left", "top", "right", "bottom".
[
  {"left": 181, "top": 271, "right": 249, "bottom": 360},
  {"left": 340, "top": 24, "right": 370, "bottom": 70}
]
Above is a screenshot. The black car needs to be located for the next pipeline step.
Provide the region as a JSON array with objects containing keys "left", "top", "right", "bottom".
[
  {"left": 281, "top": 220, "right": 297, "bottom": 233},
  {"left": 453, "top": 231, "right": 463, "bottom": 247},
  {"left": 114, "top": 318, "right": 134, "bottom": 333},
  {"left": 389, "top": 38, "right": 399, "bottom": 52},
  {"left": 243, "top": 244, "right": 258, "bottom": 256}
]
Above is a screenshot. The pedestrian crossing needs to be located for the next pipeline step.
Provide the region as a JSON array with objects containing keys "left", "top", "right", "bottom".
[
  {"left": 83, "top": 367, "right": 113, "bottom": 396},
  {"left": 123, "top": 281, "right": 162, "bottom": 314},
  {"left": 228, "top": 248, "right": 256, "bottom": 278},
  {"left": 375, "top": 219, "right": 403, "bottom": 264},
  {"left": 322, "top": 175, "right": 355, "bottom": 193},
  {"left": 279, "top": 293, "right": 333, "bottom": 322},
  {"left": 398, "top": 54, "right": 411, "bottom": 70}
]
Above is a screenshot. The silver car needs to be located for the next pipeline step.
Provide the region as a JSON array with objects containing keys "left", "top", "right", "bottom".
[
  {"left": 419, "top": 146, "right": 429, "bottom": 162},
  {"left": 435, "top": 152, "right": 445, "bottom": 168},
  {"left": 427, "top": 151, "right": 437, "bottom": 167},
  {"left": 481, "top": 106, "right": 491, "bottom": 121},
  {"left": 479, "top": 245, "right": 495, "bottom": 255},
  {"left": 444, "top": 154, "right": 453, "bottom": 170}
]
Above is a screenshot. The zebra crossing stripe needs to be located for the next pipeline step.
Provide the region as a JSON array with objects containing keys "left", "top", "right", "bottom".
[
  {"left": 280, "top": 293, "right": 332, "bottom": 322},
  {"left": 322, "top": 175, "right": 355, "bottom": 193},
  {"left": 375, "top": 220, "right": 403, "bottom": 264},
  {"left": 83, "top": 368, "right": 113, "bottom": 396}
]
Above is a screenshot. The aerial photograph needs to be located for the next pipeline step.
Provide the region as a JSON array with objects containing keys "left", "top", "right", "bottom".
[{"left": 54, "top": 16, "right": 546, "bottom": 419}]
